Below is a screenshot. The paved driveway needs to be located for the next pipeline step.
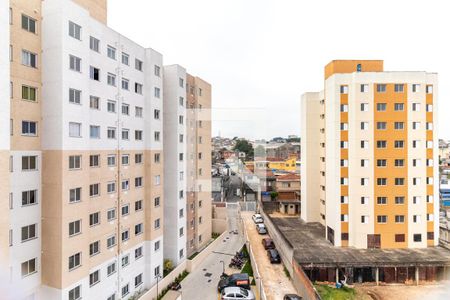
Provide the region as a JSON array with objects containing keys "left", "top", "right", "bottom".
[
  {"left": 241, "top": 211, "right": 297, "bottom": 300},
  {"left": 180, "top": 203, "right": 245, "bottom": 300}
]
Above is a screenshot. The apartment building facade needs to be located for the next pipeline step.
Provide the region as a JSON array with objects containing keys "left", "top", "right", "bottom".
[
  {"left": 301, "top": 60, "right": 439, "bottom": 249},
  {"left": 1, "top": 0, "right": 212, "bottom": 299},
  {"left": 186, "top": 74, "right": 212, "bottom": 257}
]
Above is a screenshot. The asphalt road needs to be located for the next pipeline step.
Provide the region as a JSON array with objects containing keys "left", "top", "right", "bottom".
[{"left": 180, "top": 203, "right": 245, "bottom": 300}]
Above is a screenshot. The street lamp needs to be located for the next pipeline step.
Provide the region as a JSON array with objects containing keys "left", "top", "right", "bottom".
[{"left": 155, "top": 274, "right": 162, "bottom": 299}]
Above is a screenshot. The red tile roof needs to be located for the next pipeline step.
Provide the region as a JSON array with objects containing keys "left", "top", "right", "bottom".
[{"left": 276, "top": 173, "right": 300, "bottom": 181}]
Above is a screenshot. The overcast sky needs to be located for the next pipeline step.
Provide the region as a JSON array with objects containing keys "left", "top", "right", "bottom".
[{"left": 109, "top": 0, "right": 449, "bottom": 140}]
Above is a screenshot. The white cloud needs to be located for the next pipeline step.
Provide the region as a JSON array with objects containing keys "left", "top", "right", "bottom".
[{"left": 109, "top": 0, "right": 450, "bottom": 139}]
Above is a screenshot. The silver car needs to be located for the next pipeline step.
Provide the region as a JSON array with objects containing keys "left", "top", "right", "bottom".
[{"left": 221, "top": 287, "right": 255, "bottom": 300}]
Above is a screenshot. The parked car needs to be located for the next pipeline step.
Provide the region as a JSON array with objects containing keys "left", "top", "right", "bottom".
[
  {"left": 262, "top": 238, "right": 275, "bottom": 250},
  {"left": 267, "top": 249, "right": 281, "bottom": 263},
  {"left": 217, "top": 273, "right": 250, "bottom": 292},
  {"left": 252, "top": 213, "right": 264, "bottom": 223},
  {"left": 256, "top": 223, "right": 267, "bottom": 234},
  {"left": 221, "top": 287, "right": 255, "bottom": 300},
  {"left": 284, "top": 294, "right": 303, "bottom": 300}
]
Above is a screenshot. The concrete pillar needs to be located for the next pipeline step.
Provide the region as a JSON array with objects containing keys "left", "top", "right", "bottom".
[
  {"left": 415, "top": 266, "right": 419, "bottom": 285},
  {"left": 376, "top": 267, "right": 379, "bottom": 286},
  {"left": 336, "top": 268, "right": 339, "bottom": 283}
]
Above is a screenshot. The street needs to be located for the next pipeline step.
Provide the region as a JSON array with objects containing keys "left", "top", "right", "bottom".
[
  {"left": 242, "top": 211, "right": 297, "bottom": 300},
  {"left": 180, "top": 203, "right": 245, "bottom": 300}
]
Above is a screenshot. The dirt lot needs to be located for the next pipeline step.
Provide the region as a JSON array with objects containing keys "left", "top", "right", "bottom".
[
  {"left": 242, "top": 211, "right": 297, "bottom": 300},
  {"left": 356, "top": 284, "right": 450, "bottom": 300}
]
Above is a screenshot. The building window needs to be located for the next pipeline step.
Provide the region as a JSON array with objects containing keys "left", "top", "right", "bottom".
[
  {"left": 135, "top": 273, "right": 143, "bottom": 287},
  {"left": 179, "top": 227, "right": 184, "bottom": 237},
  {"left": 89, "top": 241, "right": 100, "bottom": 256},
  {"left": 377, "top": 197, "right": 387, "bottom": 205},
  {"left": 135, "top": 106, "right": 143, "bottom": 118},
  {"left": 21, "top": 224, "right": 37, "bottom": 242},
  {"left": 135, "top": 200, "right": 143, "bottom": 211},
  {"left": 90, "top": 66, "right": 100, "bottom": 81},
  {"left": 394, "top": 122, "right": 404, "bottom": 130},
  {"left": 394, "top": 140, "right": 404, "bottom": 148},
  {"left": 69, "top": 55, "right": 81, "bottom": 72},
  {"left": 395, "top": 234, "right": 405, "bottom": 243},
  {"left": 395, "top": 215, "right": 405, "bottom": 223},
  {"left": 22, "top": 121, "right": 37, "bottom": 136},
  {"left": 107, "top": 209, "right": 116, "bottom": 222},
  {"left": 377, "top": 178, "right": 387, "bottom": 186},
  {"left": 360, "top": 103, "right": 369, "bottom": 112},
  {"left": 22, "top": 156, "right": 37, "bottom": 171},
  {"left": 413, "top": 234, "right": 422, "bottom": 242},
  {"left": 121, "top": 179, "right": 130, "bottom": 191},
  {"left": 21, "top": 258, "right": 37, "bottom": 277},
  {"left": 22, "top": 50, "right": 37, "bottom": 68},
  {"left": 107, "top": 262, "right": 116, "bottom": 276},
  {"left": 121, "top": 103, "right": 129, "bottom": 115},
  {"left": 154, "top": 218, "right": 161, "bottom": 229},
  {"left": 154, "top": 131, "right": 160, "bottom": 141},
  {"left": 68, "top": 252, "right": 81, "bottom": 270},
  {"left": 394, "top": 159, "right": 404, "bottom": 167},
  {"left": 376, "top": 122, "right": 387, "bottom": 130},
  {"left": 395, "top": 196, "right": 405, "bottom": 204},
  {"left": 154, "top": 65, "right": 160, "bottom": 76},
  {"left": 69, "top": 122, "right": 81, "bottom": 137},
  {"left": 135, "top": 223, "right": 143, "bottom": 235},
  {"left": 122, "top": 129, "right": 129, "bottom": 140},
  {"left": 68, "top": 286, "right": 81, "bottom": 300},
  {"left": 69, "top": 155, "right": 81, "bottom": 170},
  {"left": 107, "top": 181, "right": 116, "bottom": 194},
  {"left": 135, "top": 83, "right": 143, "bottom": 94},
  {"left": 89, "top": 212, "right": 100, "bottom": 227},
  {"left": 413, "top": 215, "right": 421, "bottom": 223},
  {"left": 394, "top": 103, "right": 404, "bottom": 111},
  {"left": 107, "top": 100, "right": 116, "bottom": 113},
  {"left": 412, "top": 103, "right": 420, "bottom": 112},
  {"left": 21, "top": 14, "right": 36, "bottom": 33},
  {"left": 121, "top": 78, "right": 129, "bottom": 91},
  {"left": 121, "top": 52, "right": 129, "bottom": 65},
  {"left": 89, "top": 125, "right": 100, "bottom": 139},
  {"left": 376, "top": 103, "right": 387, "bottom": 111},
  {"left": 89, "top": 36, "right": 100, "bottom": 52},
  {"left": 22, "top": 85, "right": 37, "bottom": 102},
  {"left": 155, "top": 175, "right": 161, "bottom": 185},
  {"left": 69, "top": 187, "right": 81, "bottom": 203},
  {"left": 107, "top": 235, "right": 116, "bottom": 248},
  {"left": 154, "top": 87, "right": 161, "bottom": 98},
  {"left": 69, "top": 88, "right": 81, "bottom": 104},
  {"left": 394, "top": 84, "right": 404, "bottom": 93},
  {"left": 179, "top": 96, "right": 184, "bottom": 106},
  {"left": 376, "top": 84, "right": 386, "bottom": 93},
  {"left": 89, "top": 183, "right": 100, "bottom": 197},
  {"left": 121, "top": 204, "right": 130, "bottom": 216},
  {"left": 426, "top": 85, "right": 433, "bottom": 94},
  {"left": 69, "top": 220, "right": 81, "bottom": 236},
  {"left": 179, "top": 249, "right": 184, "bottom": 259},
  {"left": 90, "top": 96, "right": 99, "bottom": 109},
  {"left": 135, "top": 59, "right": 143, "bottom": 71},
  {"left": 360, "top": 84, "right": 369, "bottom": 93},
  {"left": 155, "top": 240, "right": 161, "bottom": 251},
  {"left": 107, "top": 73, "right": 116, "bottom": 86},
  {"left": 154, "top": 197, "right": 160, "bottom": 207},
  {"left": 68, "top": 21, "right": 81, "bottom": 40},
  {"left": 376, "top": 159, "right": 386, "bottom": 167},
  {"left": 395, "top": 178, "right": 405, "bottom": 186},
  {"left": 179, "top": 78, "right": 184, "bottom": 88},
  {"left": 377, "top": 215, "right": 387, "bottom": 224},
  {"left": 376, "top": 140, "right": 387, "bottom": 149},
  {"left": 107, "top": 45, "right": 116, "bottom": 60},
  {"left": 135, "top": 153, "right": 143, "bottom": 164},
  {"left": 135, "top": 130, "right": 143, "bottom": 141},
  {"left": 89, "top": 270, "right": 100, "bottom": 287},
  {"left": 121, "top": 229, "right": 130, "bottom": 242},
  {"left": 122, "top": 284, "right": 129, "bottom": 297},
  {"left": 22, "top": 189, "right": 37, "bottom": 206},
  {"left": 339, "top": 85, "right": 348, "bottom": 94},
  {"left": 412, "top": 84, "right": 420, "bottom": 93},
  {"left": 135, "top": 177, "right": 143, "bottom": 188}
]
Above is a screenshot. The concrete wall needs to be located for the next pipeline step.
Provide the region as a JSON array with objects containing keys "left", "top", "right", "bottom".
[
  {"left": 186, "top": 231, "right": 227, "bottom": 272},
  {"left": 292, "top": 260, "right": 321, "bottom": 300},
  {"left": 140, "top": 261, "right": 187, "bottom": 300}
]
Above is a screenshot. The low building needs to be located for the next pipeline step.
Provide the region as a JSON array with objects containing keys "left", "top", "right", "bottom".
[{"left": 274, "top": 173, "right": 300, "bottom": 215}]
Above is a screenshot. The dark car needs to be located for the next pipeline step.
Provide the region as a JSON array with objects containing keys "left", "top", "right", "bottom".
[
  {"left": 267, "top": 249, "right": 281, "bottom": 263},
  {"left": 284, "top": 295, "right": 303, "bottom": 300},
  {"left": 217, "top": 273, "right": 250, "bottom": 292},
  {"left": 262, "top": 238, "right": 275, "bottom": 250}
]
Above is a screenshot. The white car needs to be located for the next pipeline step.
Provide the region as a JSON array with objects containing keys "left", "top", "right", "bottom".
[
  {"left": 252, "top": 214, "right": 263, "bottom": 224},
  {"left": 256, "top": 223, "right": 267, "bottom": 234},
  {"left": 221, "top": 287, "right": 255, "bottom": 300}
]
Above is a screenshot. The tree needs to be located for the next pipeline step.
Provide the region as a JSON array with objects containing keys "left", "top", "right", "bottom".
[{"left": 233, "top": 139, "right": 254, "bottom": 160}]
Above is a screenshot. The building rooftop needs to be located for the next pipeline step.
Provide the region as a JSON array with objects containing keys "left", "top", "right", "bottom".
[
  {"left": 270, "top": 216, "right": 450, "bottom": 268},
  {"left": 276, "top": 173, "right": 300, "bottom": 181}
]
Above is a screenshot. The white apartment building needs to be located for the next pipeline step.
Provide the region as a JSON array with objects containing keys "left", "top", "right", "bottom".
[{"left": 1, "top": 0, "right": 212, "bottom": 299}]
